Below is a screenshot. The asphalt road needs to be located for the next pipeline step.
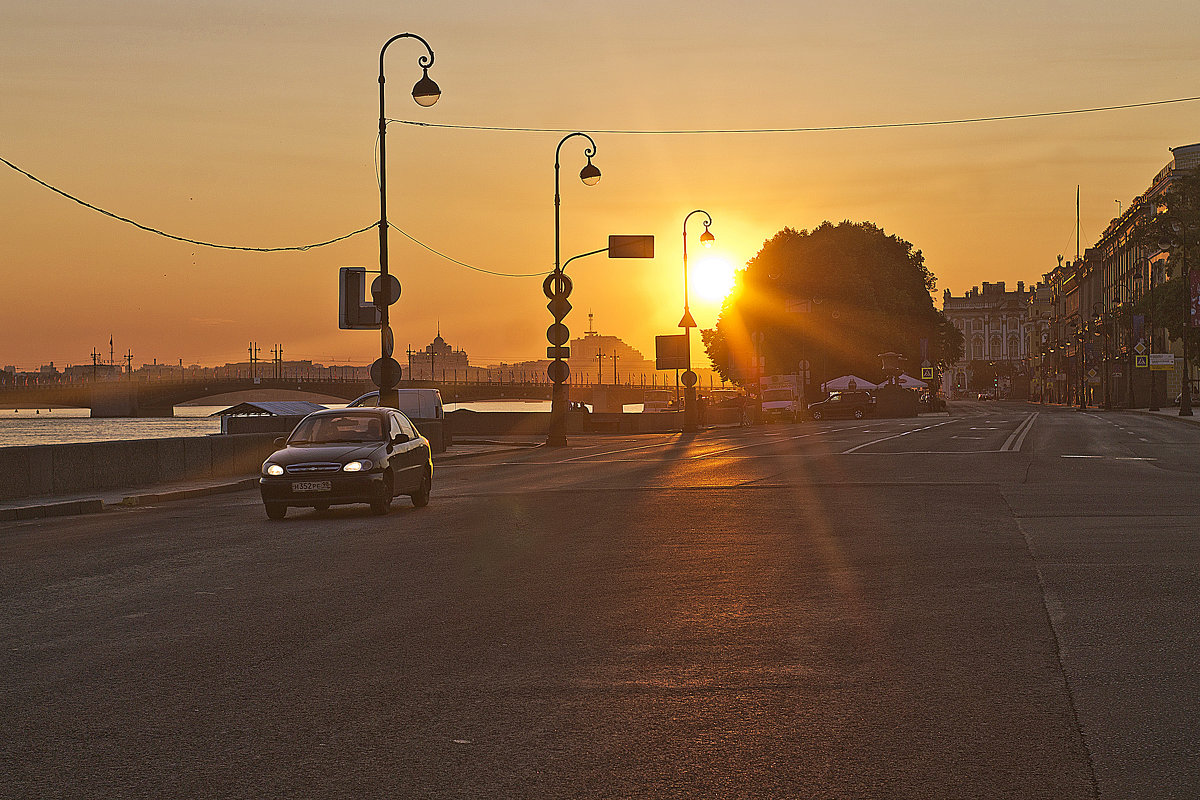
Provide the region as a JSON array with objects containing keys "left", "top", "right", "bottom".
[{"left": 3, "top": 402, "right": 1198, "bottom": 799}]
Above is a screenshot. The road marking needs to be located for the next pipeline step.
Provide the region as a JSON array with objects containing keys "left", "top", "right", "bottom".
[
  {"left": 1114, "top": 457, "right": 1157, "bottom": 461},
  {"left": 1061, "top": 455, "right": 1103, "bottom": 458},
  {"left": 1001, "top": 412, "right": 1037, "bottom": 452},
  {"left": 841, "top": 420, "right": 957, "bottom": 454}
]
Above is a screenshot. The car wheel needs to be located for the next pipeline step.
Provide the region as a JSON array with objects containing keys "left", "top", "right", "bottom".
[
  {"left": 410, "top": 471, "right": 432, "bottom": 508},
  {"left": 811, "top": 410, "right": 822, "bottom": 420},
  {"left": 265, "top": 503, "right": 286, "bottom": 520},
  {"left": 853, "top": 408, "right": 864, "bottom": 419},
  {"left": 370, "top": 471, "right": 394, "bottom": 516}
]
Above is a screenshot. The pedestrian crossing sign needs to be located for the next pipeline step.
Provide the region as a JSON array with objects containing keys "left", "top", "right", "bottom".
[
  {"left": 1135, "top": 354, "right": 1149, "bottom": 368},
  {"left": 920, "top": 367, "right": 934, "bottom": 380}
]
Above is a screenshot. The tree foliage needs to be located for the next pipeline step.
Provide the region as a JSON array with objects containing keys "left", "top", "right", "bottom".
[
  {"left": 702, "top": 221, "right": 959, "bottom": 385},
  {"left": 1128, "top": 170, "right": 1200, "bottom": 346}
]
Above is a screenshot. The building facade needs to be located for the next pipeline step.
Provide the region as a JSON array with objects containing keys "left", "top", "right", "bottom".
[{"left": 942, "top": 281, "right": 1037, "bottom": 398}]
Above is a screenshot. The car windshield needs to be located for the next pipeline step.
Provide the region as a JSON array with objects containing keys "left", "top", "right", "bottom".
[
  {"left": 763, "top": 389, "right": 793, "bottom": 401},
  {"left": 288, "top": 413, "right": 385, "bottom": 444}
]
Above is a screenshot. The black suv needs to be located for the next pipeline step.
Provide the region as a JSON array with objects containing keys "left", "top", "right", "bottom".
[{"left": 807, "top": 390, "right": 876, "bottom": 420}]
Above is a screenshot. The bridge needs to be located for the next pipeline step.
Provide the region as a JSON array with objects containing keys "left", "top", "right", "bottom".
[{"left": 0, "top": 377, "right": 665, "bottom": 417}]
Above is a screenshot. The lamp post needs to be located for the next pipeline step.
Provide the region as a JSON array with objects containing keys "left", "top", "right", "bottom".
[
  {"left": 545, "top": 133, "right": 601, "bottom": 447},
  {"left": 680, "top": 210, "right": 715, "bottom": 432},
  {"left": 375, "top": 33, "right": 440, "bottom": 410}
]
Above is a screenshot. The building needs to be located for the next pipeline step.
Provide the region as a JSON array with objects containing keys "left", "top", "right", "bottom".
[
  {"left": 1082, "top": 142, "right": 1200, "bottom": 408},
  {"left": 406, "top": 331, "right": 470, "bottom": 381},
  {"left": 942, "top": 281, "right": 1036, "bottom": 398},
  {"left": 567, "top": 314, "right": 657, "bottom": 385}
]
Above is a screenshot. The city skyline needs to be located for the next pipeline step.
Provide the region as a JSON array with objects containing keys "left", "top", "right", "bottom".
[{"left": 3, "top": 0, "right": 1198, "bottom": 371}]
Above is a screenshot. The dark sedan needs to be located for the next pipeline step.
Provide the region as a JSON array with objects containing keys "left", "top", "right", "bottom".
[{"left": 259, "top": 408, "right": 433, "bottom": 519}]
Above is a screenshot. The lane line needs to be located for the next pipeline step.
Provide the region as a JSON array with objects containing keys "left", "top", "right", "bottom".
[
  {"left": 1001, "top": 412, "right": 1036, "bottom": 452},
  {"left": 1008, "top": 412, "right": 1038, "bottom": 452},
  {"left": 841, "top": 420, "right": 957, "bottom": 454}
]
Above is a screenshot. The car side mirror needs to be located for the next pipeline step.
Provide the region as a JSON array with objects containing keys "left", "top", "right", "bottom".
[{"left": 273, "top": 437, "right": 287, "bottom": 448}]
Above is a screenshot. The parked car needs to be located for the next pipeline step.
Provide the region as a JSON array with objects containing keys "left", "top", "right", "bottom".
[
  {"left": 807, "top": 390, "right": 876, "bottom": 420},
  {"left": 259, "top": 407, "right": 433, "bottom": 519}
]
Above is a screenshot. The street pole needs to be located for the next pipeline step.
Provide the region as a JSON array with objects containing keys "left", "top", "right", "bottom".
[
  {"left": 680, "top": 210, "right": 714, "bottom": 433},
  {"left": 547, "top": 133, "right": 601, "bottom": 447},
  {"left": 377, "top": 33, "right": 440, "bottom": 410}
]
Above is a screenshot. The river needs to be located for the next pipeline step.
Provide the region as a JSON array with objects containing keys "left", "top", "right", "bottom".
[{"left": 0, "top": 400, "right": 646, "bottom": 448}]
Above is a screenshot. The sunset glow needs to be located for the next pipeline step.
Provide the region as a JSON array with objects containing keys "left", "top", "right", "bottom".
[{"left": 689, "top": 255, "right": 737, "bottom": 304}]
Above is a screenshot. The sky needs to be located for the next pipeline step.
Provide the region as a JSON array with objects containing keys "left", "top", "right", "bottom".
[{"left": 3, "top": 0, "right": 1199, "bottom": 372}]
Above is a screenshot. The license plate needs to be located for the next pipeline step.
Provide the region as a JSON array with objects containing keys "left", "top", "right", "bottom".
[{"left": 291, "top": 480, "right": 331, "bottom": 492}]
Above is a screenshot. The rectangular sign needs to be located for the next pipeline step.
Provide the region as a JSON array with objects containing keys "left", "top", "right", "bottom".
[
  {"left": 655, "top": 334, "right": 688, "bottom": 370},
  {"left": 1150, "top": 353, "right": 1175, "bottom": 371},
  {"left": 920, "top": 366, "right": 935, "bottom": 380},
  {"left": 338, "top": 267, "right": 382, "bottom": 330},
  {"left": 608, "top": 235, "right": 655, "bottom": 259},
  {"left": 1135, "top": 354, "right": 1149, "bottom": 368},
  {"left": 547, "top": 346, "right": 570, "bottom": 359}
]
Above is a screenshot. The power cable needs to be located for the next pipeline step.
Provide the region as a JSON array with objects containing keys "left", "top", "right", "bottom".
[
  {"left": 388, "top": 95, "right": 1200, "bottom": 135},
  {"left": 389, "top": 222, "right": 551, "bottom": 277},
  {"left": 0, "top": 155, "right": 376, "bottom": 251}
]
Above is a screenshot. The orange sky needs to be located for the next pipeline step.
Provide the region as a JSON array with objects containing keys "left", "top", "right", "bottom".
[{"left": 3, "top": 1, "right": 1198, "bottom": 372}]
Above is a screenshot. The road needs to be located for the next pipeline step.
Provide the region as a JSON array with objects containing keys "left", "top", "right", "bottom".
[{"left": 3, "top": 402, "right": 1199, "bottom": 799}]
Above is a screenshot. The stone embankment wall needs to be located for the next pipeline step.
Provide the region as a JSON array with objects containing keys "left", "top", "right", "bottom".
[{"left": 0, "top": 433, "right": 280, "bottom": 501}]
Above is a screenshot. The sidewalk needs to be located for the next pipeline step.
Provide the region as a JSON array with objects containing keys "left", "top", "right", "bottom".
[{"left": 0, "top": 437, "right": 540, "bottom": 523}]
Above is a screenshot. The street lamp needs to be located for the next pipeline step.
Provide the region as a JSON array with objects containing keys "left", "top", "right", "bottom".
[
  {"left": 376, "top": 33, "right": 440, "bottom": 410},
  {"left": 546, "top": 133, "right": 602, "bottom": 446},
  {"left": 680, "top": 210, "right": 714, "bottom": 432}
]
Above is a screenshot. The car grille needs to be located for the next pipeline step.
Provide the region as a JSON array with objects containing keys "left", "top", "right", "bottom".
[{"left": 285, "top": 463, "right": 342, "bottom": 475}]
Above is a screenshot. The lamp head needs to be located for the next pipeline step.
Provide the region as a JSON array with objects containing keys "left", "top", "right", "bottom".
[
  {"left": 699, "top": 221, "right": 716, "bottom": 248},
  {"left": 411, "top": 69, "right": 441, "bottom": 107},
  {"left": 579, "top": 158, "right": 601, "bottom": 186}
]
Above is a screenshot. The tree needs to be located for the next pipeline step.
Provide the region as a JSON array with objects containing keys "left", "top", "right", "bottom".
[
  {"left": 1130, "top": 171, "right": 1200, "bottom": 348},
  {"left": 702, "top": 221, "right": 959, "bottom": 387}
]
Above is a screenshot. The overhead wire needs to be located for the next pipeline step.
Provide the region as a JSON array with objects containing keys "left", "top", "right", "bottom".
[
  {"left": 387, "top": 94, "right": 1200, "bottom": 135},
  {"left": 0, "top": 155, "right": 375, "bottom": 252}
]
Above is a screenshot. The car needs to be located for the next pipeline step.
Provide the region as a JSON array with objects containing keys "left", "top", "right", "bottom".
[
  {"left": 346, "top": 388, "right": 444, "bottom": 419},
  {"left": 259, "top": 407, "right": 433, "bottom": 520},
  {"left": 807, "top": 390, "right": 876, "bottom": 420}
]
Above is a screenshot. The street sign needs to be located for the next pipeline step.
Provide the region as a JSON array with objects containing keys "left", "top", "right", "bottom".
[
  {"left": 546, "top": 322, "right": 570, "bottom": 346},
  {"left": 681, "top": 369, "right": 698, "bottom": 387},
  {"left": 369, "top": 357, "right": 402, "bottom": 389},
  {"left": 1150, "top": 353, "right": 1175, "bottom": 371},
  {"left": 543, "top": 272, "right": 573, "bottom": 300},
  {"left": 371, "top": 274, "right": 401, "bottom": 306},
  {"left": 1135, "top": 340, "right": 1147, "bottom": 355},
  {"left": 547, "top": 359, "right": 570, "bottom": 384},
  {"left": 655, "top": 334, "right": 688, "bottom": 370},
  {"left": 547, "top": 297, "right": 572, "bottom": 320},
  {"left": 921, "top": 366, "right": 935, "bottom": 380},
  {"left": 1135, "top": 354, "right": 1149, "bottom": 368},
  {"left": 547, "top": 346, "right": 570, "bottom": 359},
  {"left": 338, "top": 267, "right": 382, "bottom": 330},
  {"left": 607, "top": 235, "right": 655, "bottom": 259}
]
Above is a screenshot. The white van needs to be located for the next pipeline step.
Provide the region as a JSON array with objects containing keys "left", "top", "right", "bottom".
[
  {"left": 347, "top": 389, "right": 444, "bottom": 420},
  {"left": 641, "top": 389, "right": 676, "bottom": 413}
]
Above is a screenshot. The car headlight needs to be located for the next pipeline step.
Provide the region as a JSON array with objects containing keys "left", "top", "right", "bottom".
[
  {"left": 264, "top": 463, "right": 284, "bottom": 477},
  {"left": 343, "top": 460, "right": 372, "bottom": 473}
]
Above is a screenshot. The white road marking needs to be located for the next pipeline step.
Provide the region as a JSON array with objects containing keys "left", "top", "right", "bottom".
[{"left": 841, "top": 420, "right": 957, "bottom": 454}]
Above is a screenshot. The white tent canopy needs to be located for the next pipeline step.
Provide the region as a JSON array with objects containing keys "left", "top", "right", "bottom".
[
  {"left": 890, "top": 372, "right": 928, "bottom": 389},
  {"left": 823, "top": 374, "right": 877, "bottom": 391}
]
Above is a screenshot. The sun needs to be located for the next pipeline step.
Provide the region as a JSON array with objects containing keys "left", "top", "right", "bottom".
[{"left": 689, "top": 254, "right": 737, "bottom": 303}]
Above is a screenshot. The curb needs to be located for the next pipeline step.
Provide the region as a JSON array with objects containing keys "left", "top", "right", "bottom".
[
  {"left": 117, "top": 478, "right": 259, "bottom": 507},
  {"left": 0, "top": 499, "right": 104, "bottom": 522}
]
